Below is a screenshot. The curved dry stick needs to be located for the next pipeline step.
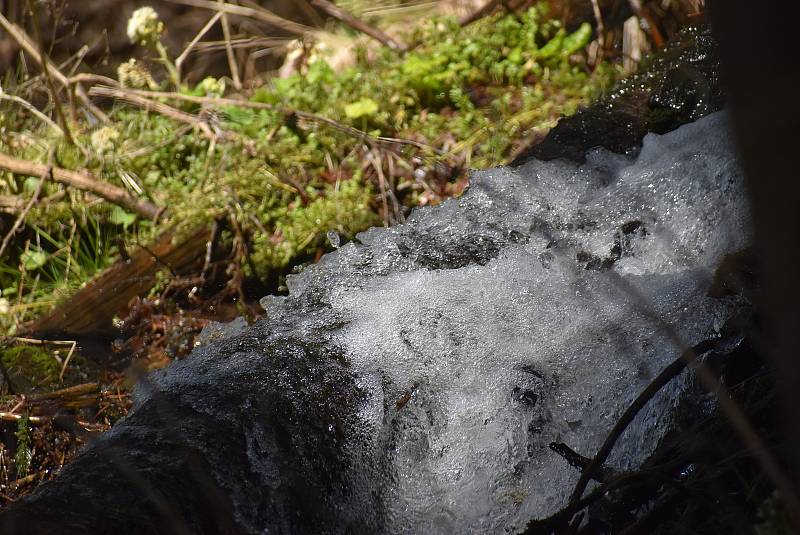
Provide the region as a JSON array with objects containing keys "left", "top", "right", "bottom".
[
  {"left": 99, "top": 87, "right": 446, "bottom": 156},
  {"left": 0, "top": 152, "right": 161, "bottom": 220},
  {"left": 598, "top": 271, "right": 800, "bottom": 523},
  {"left": 88, "top": 86, "right": 216, "bottom": 141},
  {"left": 568, "top": 338, "right": 718, "bottom": 506},
  {"left": 310, "top": 0, "right": 406, "bottom": 51}
]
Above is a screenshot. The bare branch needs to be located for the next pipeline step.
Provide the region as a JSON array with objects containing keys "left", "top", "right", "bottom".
[
  {"left": 310, "top": 0, "right": 406, "bottom": 51},
  {"left": 0, "top": 152, "right": 161, "bottom": 220}
]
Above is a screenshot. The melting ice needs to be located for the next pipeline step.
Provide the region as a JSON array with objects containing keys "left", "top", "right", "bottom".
[{"left": 260, "top": 111, "right": 750, "bottom": 532}]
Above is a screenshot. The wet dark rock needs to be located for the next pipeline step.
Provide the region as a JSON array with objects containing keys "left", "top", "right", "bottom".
[{"left": 515, "top": 26, "right": 723, "bottom": 164}]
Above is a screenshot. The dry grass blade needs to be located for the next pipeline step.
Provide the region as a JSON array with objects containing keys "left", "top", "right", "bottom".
[
  {"left": 590, "top": 0, "right": 606, "bottom": 60},
  {"left": 622, "top": 16, "right": 649, "bottom": 73},
  {"left": 218, "top": 0, "right": 242, "bottom": 90},
  {"left": 25, "top": 0, "right": 77, "bottom": 148},
  {"left": 191, "top": 36, "right": 291, "bottom": 54}
]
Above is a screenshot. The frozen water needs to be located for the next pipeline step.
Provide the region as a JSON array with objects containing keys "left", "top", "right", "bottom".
[
  {"left": 1, "top": 112, "right": 751, "bottom": 534},
  {"left": 259, "top": 111, "right": 750, "bottom": 532}
]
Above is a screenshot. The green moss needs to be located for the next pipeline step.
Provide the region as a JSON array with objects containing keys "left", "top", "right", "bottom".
[
  {"left": 15, "top": 415, "right": 31, "bottom": 478},
  {"left": 0, "top": 6, "right": 621, "bottom": 330},
  {"left": 1, "top": 346, "right": 61, "bottom": 389}
]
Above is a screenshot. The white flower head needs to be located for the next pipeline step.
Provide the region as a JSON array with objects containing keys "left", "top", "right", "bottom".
[
  {"left": 0, "top": 298, "right": 9, "bottom": 316},
  {"left": 127, "top": 7, "right": 165, "bottom": 47},
  {"left": 91, "top": 126, "right": 120, "bottom": 155}
]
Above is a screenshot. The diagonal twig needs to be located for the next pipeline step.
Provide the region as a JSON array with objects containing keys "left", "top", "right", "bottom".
[
  {"left": 0, "top": 91, "right": 63, "bottom": 135},
  {"left": 590, "top": 271, "right": 800, "bottom": 526},
  {"left": 310, "top": 0, "right": 406, "bottom": 51},
  {"left": 568, "top": 338, "right": 718, "bottom": 507},
  {"left": 459, "top": 0, "right": 502, "bottom": 27},
  {"left": 95, "top": 87, "right": 444, "bottom": 155},
  {"left": 176, "top": 11, "right": 224, "bottom": 80}
]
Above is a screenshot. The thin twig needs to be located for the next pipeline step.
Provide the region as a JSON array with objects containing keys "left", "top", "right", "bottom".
[
  {"left": 29, "top": 382, "right": 98, "bottom": 403},
  {"left": 0, "top": 412, "right": 45, "bottom": 424},
  {"left": 310, "top": 0, "right": 407, "bottom": 51},
  {"left": 602, "top": 271, "right": 800, "bottom": 525},
  {"left": 67, "top": 73, "right": 118, "bottom": 87},
  {"left": 0, "top": 152, "right": 161, "bottom": 220},
  {"left": 569, "top": 338, "right": 718, "bottom": 506},
  {"left": 370, "top": 149, "right": 401, "bottom": 225},
  {"left": 201, "top": 219, "right": 221, "bottom": 281},
  {"left": 58, "top": 341, "right": 77, "bottom": 382},
  {"left": 0, "top": 151, "right": 51, "bottom": 259},
  {"left": 103, "top": 87, "right": 444, "bottom": 155}
]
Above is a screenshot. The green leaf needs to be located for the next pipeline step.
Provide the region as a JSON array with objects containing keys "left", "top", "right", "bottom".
[
  {"left": 224, "top": 106, "right": 256, "bottom": 125},
  {"left": 538, "top": 29, "right": 565, "bottom": 59},
  {"left": 562, "top": 23, "right": 592, "bottom": 57},
  {"left": 109, "top": 206, "right": 137, "bottom": 229},
  {"left": 344, "top": 98, "right": 379, "bottom": 119},
  {"left": 21, "top": 248, "right": 47, "bottom": 271}
]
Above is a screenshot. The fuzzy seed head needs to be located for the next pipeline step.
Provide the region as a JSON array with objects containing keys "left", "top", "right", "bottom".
[
  {"left": 91, "top": 126, "right": 120, "bottom": 154},
  {"left": 117, "top": 58, "right": 157, "bottom": 90}
]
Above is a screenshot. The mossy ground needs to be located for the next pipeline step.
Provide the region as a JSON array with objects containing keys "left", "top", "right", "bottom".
[{"left": 0, "top": 6, "right": 619, "bottom": 332}]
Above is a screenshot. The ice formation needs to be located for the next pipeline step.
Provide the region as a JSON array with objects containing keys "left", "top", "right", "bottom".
[
  {"left": 260, "top": 111, "right": 750, "bottom": 532},
  {"left": 1, "top": 112, "right": 751, "bottom": 534}
]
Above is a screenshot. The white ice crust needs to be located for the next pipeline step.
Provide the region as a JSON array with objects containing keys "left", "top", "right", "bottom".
[{"left": 261, "top": 112, "right": 750, "bottom": 533}]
